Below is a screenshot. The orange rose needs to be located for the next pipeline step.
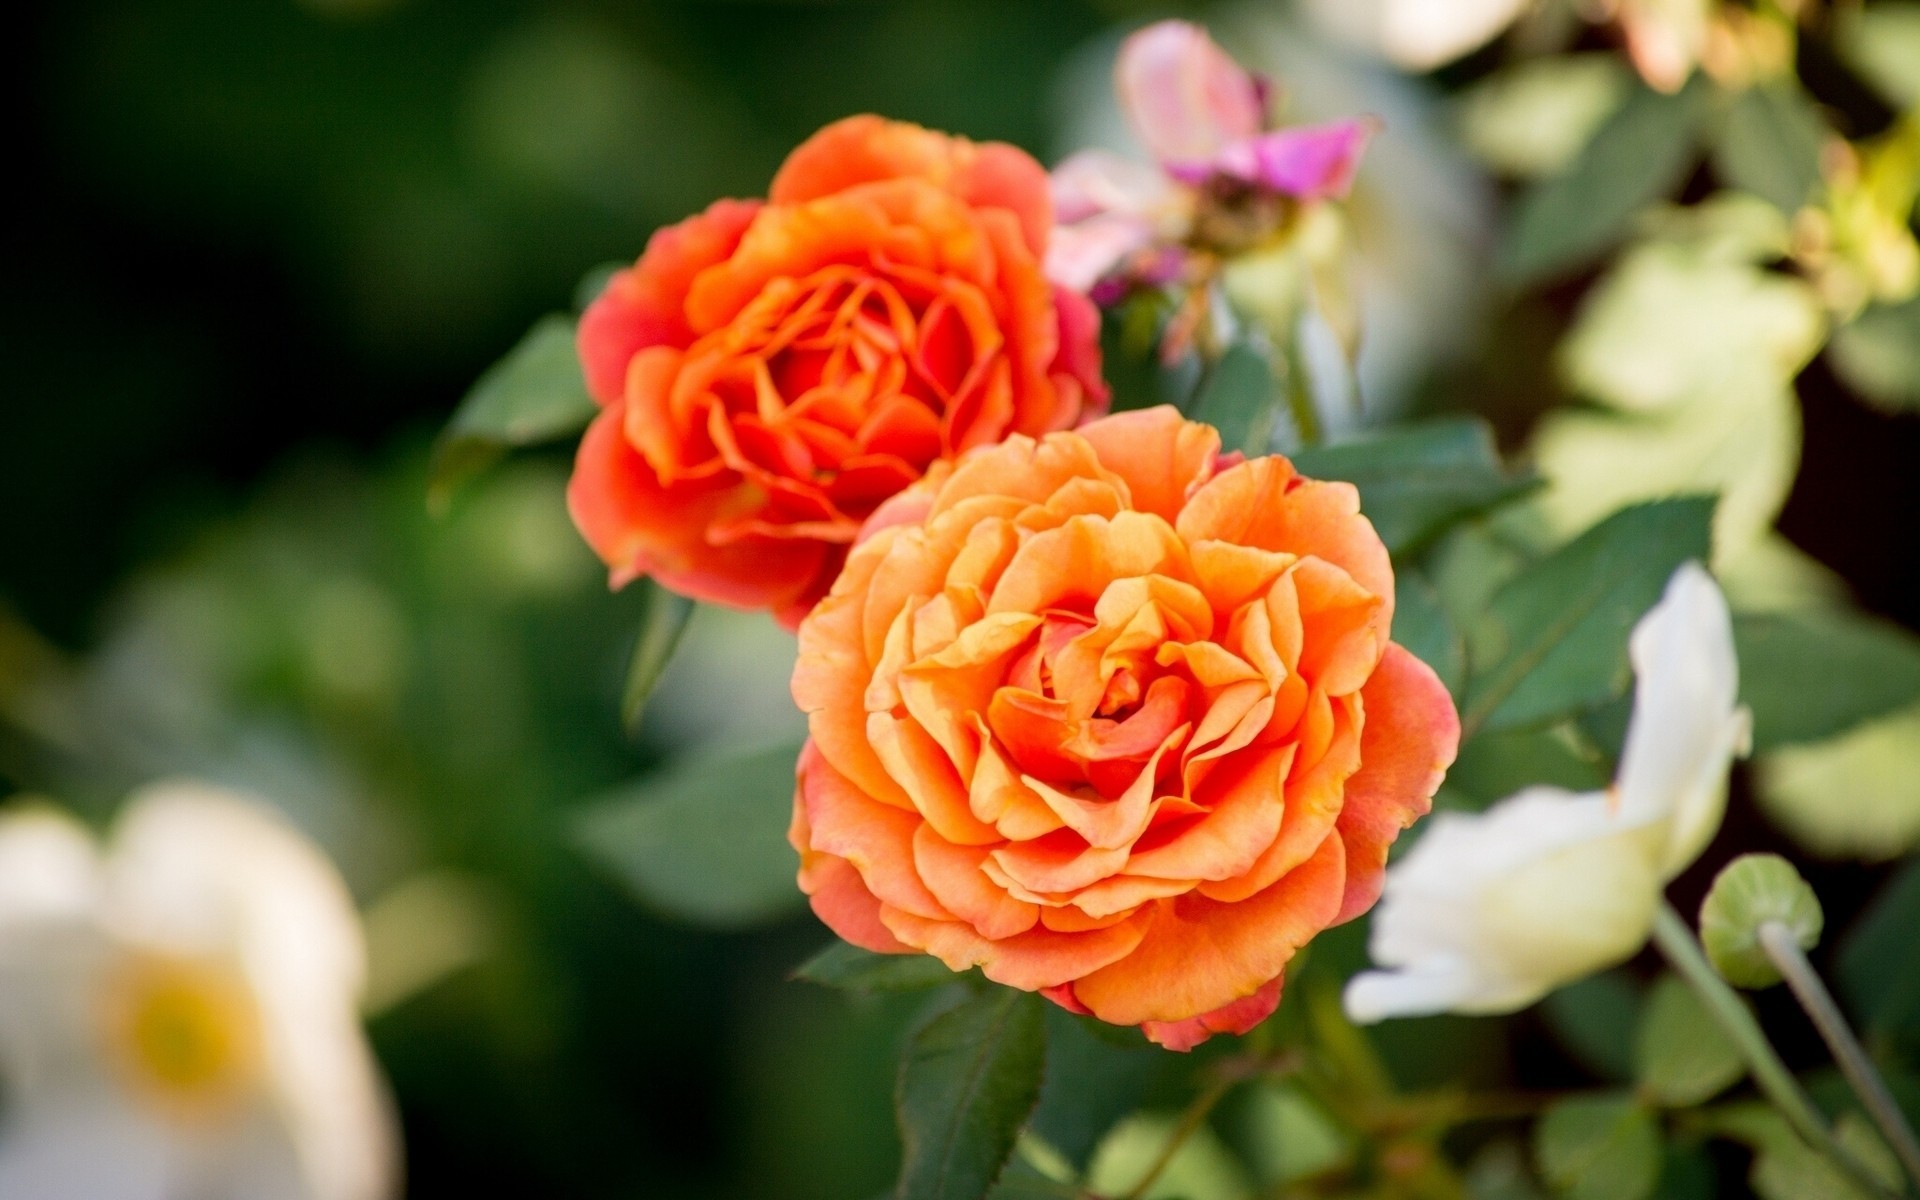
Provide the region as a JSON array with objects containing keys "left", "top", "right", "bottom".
[
  {"left": 788, "top": 408, "right": 1460, "bottom": 1049},
  {"left": 570, "top": 116, "right": 1108, "bottom": 625}
]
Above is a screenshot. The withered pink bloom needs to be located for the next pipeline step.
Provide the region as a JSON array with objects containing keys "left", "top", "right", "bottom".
[
  {"left": 1116, "top": 19, "right": 1268, "bottom": 165},
  {"left": 1046, "top": 20, "right": 1376, "bottom": 296}
]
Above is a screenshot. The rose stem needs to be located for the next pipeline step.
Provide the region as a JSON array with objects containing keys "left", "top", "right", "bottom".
[
  {"left": 1759, "top": 919, "right": 1920, "bottom": 1190},
  {"left": 1652, "top": 903, "right": 1903, "bottom": 1200},
  {"left": 1119, "top": 1073, "right": 1234, "bottom": 1200}
]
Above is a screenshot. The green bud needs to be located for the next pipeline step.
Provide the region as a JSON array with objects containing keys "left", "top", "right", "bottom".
[{"left": 1699, "top": 853, "right": 1824, "bottom": 989}]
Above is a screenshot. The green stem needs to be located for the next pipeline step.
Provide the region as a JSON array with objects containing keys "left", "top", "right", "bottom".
[
  {"left": 1652, "top": 903, "right": 1902, "bottom": 1200},
  {"left": 1120, "top": 1074, "right": 1233, "bottom": 1200},
  {"left": 1761, "top": 919, "right": 1920, "bottom": 1190},
  {"left": 1282, "top": 331, "right": 1322, "bottom": 447}
]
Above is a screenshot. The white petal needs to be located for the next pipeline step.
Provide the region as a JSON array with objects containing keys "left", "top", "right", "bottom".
[
  {"left": 1343, "top": 959, "right": 1476, "bottom": 1023},
  {"left": 0, "top": 1088, "right": 178, "bottom": 1200},
  {"left": 101, "top": 783, "right": 400, "bottom": 1200},
  {"left": 1614, "top": 563, "right": 1748, "bottom": 876},
  {"left": 0, "top": 808, "right": 101, "bottom": 931},
  {"left": 212, "top": 1104, "right": 354, "bottom": 1200},
  {"left": 102, "top": 783, "right": 365, "bottom": 1004},
  {"left": 1383, "top": 0, "right": 1533, "bottom": 69},
  {"left": 1307, "top": 0, "right": 1532, "bottom": 70},
  {"left": 261, "top": 1013, "right": 400, "bottom": 1200},
  {"left": 1378, "top": 787, "right": 1612, "bottom": 901},
  {"left": 1359, "top": 787, "right": 1664, "bottom": 1019}
]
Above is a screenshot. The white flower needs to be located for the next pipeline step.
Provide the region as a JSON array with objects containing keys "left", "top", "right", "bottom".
[
  {"left": 1302, "top": 0, "right": 1534, "bottom": 72},
  {"left": 0, "top": 783, "right": 397, "bottom": 1200},
  {"left": 1345, "top": 563, "right": 1750, "bottom": 1022}
]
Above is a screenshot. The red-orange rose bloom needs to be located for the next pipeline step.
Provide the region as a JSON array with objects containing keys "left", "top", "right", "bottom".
[
  {"left": 789, "top": 408, "right": 1460, "bottom": 1049},
  {"left": 570, "top": 116, "right": 1108, "bottom": 625}
]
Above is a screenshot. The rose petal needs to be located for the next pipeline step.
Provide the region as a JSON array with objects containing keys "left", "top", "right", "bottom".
[
  {"left": 799, "top": 744, "right": 948, "bottom": 920},
  {"left": 577, "top": 198, "right": 762, "bottom": 404},
  {"left": 1140, "top": 976, "right": 1282, "bottom": 1050},
  {"left": 913, "top": 825, "right": 1040, "bottom": 940},
  {"left": 880, "top": 904, "right": 1147, "bottom": 991},
  {"left": 1333, "top": 644, "right": 1461, "bottom": 924},
  {"left": 1071, "top": 833, "right": 1345, "bottom": 1025},
  {"left": 568, "top": 404, "right": 826, "bottom": 611},
  {"left": 770, "top": 115, "right": 1054, "bottom": 258},
  {"left": 1075, "top": 406, "right": 1222, "bottom": 525}
]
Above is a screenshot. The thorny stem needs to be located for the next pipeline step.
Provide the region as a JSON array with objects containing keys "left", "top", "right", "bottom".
[
  {"left": 1652, "top": 902, "right": 1903, "bottom": 1200},
  {"left": 1760, "top": 919, "right": 1920, "bottom": 1190},
  {"left": 1119, "top": 1073, "right": 1235, "bottom": 1200}
]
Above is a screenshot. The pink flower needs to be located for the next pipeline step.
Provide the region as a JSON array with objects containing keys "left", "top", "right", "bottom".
[{"left": 1047, "top": 21, "right": 1376, "bottom": 295}]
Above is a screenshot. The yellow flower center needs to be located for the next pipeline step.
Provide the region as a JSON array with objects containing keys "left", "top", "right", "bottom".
[{"left": 98, "top": 953, "right": 263, "bottom": 1121}]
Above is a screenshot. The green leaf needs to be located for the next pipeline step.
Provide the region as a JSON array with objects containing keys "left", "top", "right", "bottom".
[
  {"left": 1426, "top": 522, "right": 1534, "bottom": 634},
  {"left": 1392, "top": 570, "right": 1465, "bottom": 702},
  {"left": 793, "top": 941, "right": 965, "bottom": 994},
  {"left": 1735, "top": 609, "right": 1920, "bottom": 750},
  {"left": 1289, "top": 417, "right": 1537, "bottom": 558},
  {"left": 1837, "top": 3, "right": 1920, "bottom": 108},
  {"left": 1457, "top": 54, "right": 1632, "bottom": 179},
  {"left": 1757, "top": 704, "right": 1920, "bottom": 861},
  {"left": 1238, "top": 1083, "right": 1355, "bottom": 1189},
  {"left": 1466, "top": 1140, "right": 1553, "bottom": 1200},
  {"left": 1712, "top": 82, "right": 1828, "bottom": 215},
  {"left": 1635, "top": 974, "right": 1745, "bottom": 1106},
  {"left": 1462, "top": 499, "right": 1715, "bottom": 736},
  {"left": 1027, "top": 1006, "right": 1164, "bottom": 1170},
  {"left": 1530, "top": 383, "right": 1802, "bottom": 567},
  {"left": 1500, "top": 79, "right": 1710, "bottom": 285},
  {"left": 1840, "top": 858, "right": 1920, "bottom": 1037},
  {"left": 1191, "top": 342, "right": 1277, "bottom": 457},
  {"left": 1830, "top": 297, "right": 1920, "bottom": 415},
  {"left": 571, "top": 741, "right": 805, "bottom": 929},
  {"left": 1534, "top": 1095, "right": 1663, "bottom": 1200},
  {"left": 895, "top": 987, "right": 1047, "bottom": 1200},
  {"left": 983, "top": 1158, "right": 1080, "bottom": 1200},
  {"left": 1651, "top": 1143, "right": 1718, "bottom": 1200},
  {"left": 1087, "top": 1113, "right": 1256, "bottom": 1200},
  {"left": 1744, "top": 1110, "right": 1898, "bottom": 1200},
  {"left": 1445, "top": 726, "right": 1611, "bottom": 810},
  {"left": 620, "top": 582, "right": 696, "bottom": 736},
  {"left": 430, "top": 314, "right": 597, "bottom": 510},
  {"left": 1558, "top": 241, "right": 1826, "bottom": 414},
  {"left": 1709, "top": 1105, "right": 1905, "bottom": 1199},
  {"left": 1542, "top": 971, "right": 1645, "bottom": 1082},
  {"left": 1543, "top": 228, "right": 1821, "bottom": 566}
]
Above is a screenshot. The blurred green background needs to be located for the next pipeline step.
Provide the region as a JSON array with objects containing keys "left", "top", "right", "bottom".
[{"left": 5, "top": 2, "right": 1920, "bottom": 1198}]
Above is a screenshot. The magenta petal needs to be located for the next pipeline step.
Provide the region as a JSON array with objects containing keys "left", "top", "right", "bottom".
[{"left": 1220, "top": 118, "right": 1377, "bottom": 200}]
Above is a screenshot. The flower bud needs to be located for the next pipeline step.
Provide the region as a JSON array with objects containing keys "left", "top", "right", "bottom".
[{"left": 1699, "top": 852, "right": 1824, "bottom": 988}]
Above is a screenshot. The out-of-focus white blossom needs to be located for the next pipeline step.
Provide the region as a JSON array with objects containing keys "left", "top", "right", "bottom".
[
  {"left": 1345, "top": 563, "right": 1749, "bottom": 1021},
  {"left": 0, "top": 783, "right": 397, "bottom": 1200},
  {"left": 1303, "top": 0, "right": 1710, "bottom": 92},
  {"left": 1302, "top": 0, "right": 1533, "bottom": 72}
]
